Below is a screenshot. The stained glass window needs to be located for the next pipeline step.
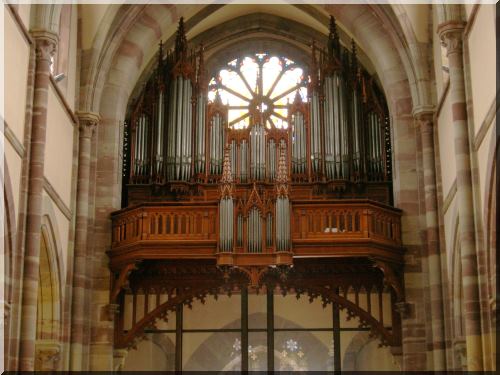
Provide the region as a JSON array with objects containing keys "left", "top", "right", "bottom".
[{"left": 208, "top": 54, "right": 307, "bottom": 129}]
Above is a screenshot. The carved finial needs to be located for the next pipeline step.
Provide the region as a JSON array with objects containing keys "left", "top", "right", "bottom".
[
  {"left": 293, "top": 89, "right": 302, "bottom": 105},
  {"left": 158, "top": 40, "right": 163, "bottom": 66},
  {"left": 310, "top": 40, "right": 319, "bottom": 87},
  {"left": 197, "top": 44, "right": 207, "bottom": 89},
  {"left": 276, "top": 143, "right": 289, "bottom": 197},
  {"left": 361, "top": 74, "right": 367, "bottom": 102},
  {"left": 175, "top": 17, "right": 187, "bottom": 59},
  {"left": 220, "top": 145, "right": 233, "bottom": 198},
  {"left": 351, "top": 39, "right": 358, "bottom": 73},
  {"left": 214, "top": 90, "right": 222, "bottom": 104},
  {"left": 328, "top": 16, "right": 339, "bottom": 58}
]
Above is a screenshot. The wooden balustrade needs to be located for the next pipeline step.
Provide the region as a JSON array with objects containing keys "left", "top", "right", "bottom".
[
  {"left": 112, "top": 203, "right": 218, "bottom": 246},
  {"left": 109, "top": 199, "right": 403, "bottom": 269},
  {"left": 291, "top": 200, "right": 401, "bottom": 246}
]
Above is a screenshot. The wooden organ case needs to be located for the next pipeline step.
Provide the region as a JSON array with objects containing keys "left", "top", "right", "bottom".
[{"left": 110, "top": 17, "right": 406, "bottom": 352}]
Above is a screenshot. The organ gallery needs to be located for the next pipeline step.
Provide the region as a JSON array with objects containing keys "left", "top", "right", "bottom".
[
  {"left": 5, "top": 2, "right": 494, "bottom": 372},
  {"left": 108, "top": 17, "right": 405, "bottom": 370}
]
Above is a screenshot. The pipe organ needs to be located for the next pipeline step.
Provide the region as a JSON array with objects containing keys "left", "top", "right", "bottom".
[
  {"left": 112, "top": 16, "right": 405, "bottom": 353},
  {"left": 124, "top": 16, "right": 394, "bottom": 254}
]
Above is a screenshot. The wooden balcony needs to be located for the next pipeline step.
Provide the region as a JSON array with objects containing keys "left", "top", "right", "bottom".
[
  {"left": 291, "top": 200, "right": 403, "bottom": 263},
  {"left": 108, "top": 199, "right": 403, "bottom": 270}
]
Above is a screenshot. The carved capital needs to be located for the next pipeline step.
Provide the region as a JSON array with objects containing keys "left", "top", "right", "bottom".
[
  {"left": 2, "top": 299, "right": 11, "bottom": 320},
  {"left": 438, "top": 21, "right": 465, "bottom": 56},
  {"left": 394, "top": 301, "right": 412, "bottom": 319},
  {"left": 102, "top": 303, "right": 120, "bottom": 321},
  {"left": 412, "top": 106, "right": 434, "bottom": 133},
  {"left": 76, "top": 111, "right": 100, "bottom": 139},
  {"left": 35, "top": 341, "right": 61, "bottom": 371},
  {"left": 31, "top": 31, "right": 58, "bottom": 62}
]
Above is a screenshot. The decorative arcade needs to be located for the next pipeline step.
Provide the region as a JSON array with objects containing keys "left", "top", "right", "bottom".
[{"left": 109, "top": 17, "right": 405, "bottom": 371}]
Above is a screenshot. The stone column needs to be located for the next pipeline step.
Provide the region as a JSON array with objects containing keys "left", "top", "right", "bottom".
[
  {"left": 70, "top": 112, "right": 99, "bottom": 370},
  {"left": 18, "top": 31, "right": 57, "bottom": 371},
  {"left": 413, "top": 108, "right": 446, "bottom": 370},
  {"left": 438, "top": 22, "right": 483, "bottom": 371}
]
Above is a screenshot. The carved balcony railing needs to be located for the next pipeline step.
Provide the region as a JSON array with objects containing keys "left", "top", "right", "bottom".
[
  {"left": 291, "top": 200, "right": 402, "bottom": 263},
  {"left": 109, "top": 199, "right": 403, "bottom": 270},
  {"left": 109, "top": 202, "right": 218, "bottom": 269}
]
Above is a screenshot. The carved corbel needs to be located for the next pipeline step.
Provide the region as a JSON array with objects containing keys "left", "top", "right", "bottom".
[
  {"left": 395, "top": 301, "right": 412, "bottom": 319},
  {"left": 111, "top": 262, "right": 140, "bottom": 304},
  {"left": 372, "top": 260, "right": 404, "bottom": 302},
  {"left": 103, "top": 303, "right": 120, "bottom": 321},
  {"left": 35, "top": 341, "right": 61, "bottom": 371}
]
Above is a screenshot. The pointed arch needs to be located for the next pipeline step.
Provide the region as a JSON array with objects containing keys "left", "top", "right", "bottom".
[{"left": 34, "top": 216, "right": 63, "bottom": 371}]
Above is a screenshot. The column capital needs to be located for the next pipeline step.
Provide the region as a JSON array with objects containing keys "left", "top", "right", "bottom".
[
  {"left": 35, "top": 341, "right": 61, "bottom": 371},
  {"left": 76, "top": 111, "right": 100, "bottom": 138},
  {"left": 437, "top": 21, "right": 466, "bottom": 56},
  {"left": 412, "top": 106, "right": 434, "bottom": 133},
  {"left": 31, "top": 30, "right": 58, "bottom": 61},
  {"left": 103, "top": 303, "right": 120, "bottom": 321},
  {"left": 412, "top": 105, "right": 434, "bottom": 121}
]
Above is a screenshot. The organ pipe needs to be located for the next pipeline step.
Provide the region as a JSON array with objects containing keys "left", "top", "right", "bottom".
[
  {"left": 275, "top": 143, "right": 290, "bottom": 251},
  {"left": 219, "top": 146, "right": 234, "bottom": 252},
  {"left": 194, "top": 92, "right": 206, "bottom": 175}
]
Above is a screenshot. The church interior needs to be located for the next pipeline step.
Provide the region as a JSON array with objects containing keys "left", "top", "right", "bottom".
[{"left": 1, "top": 2, "right": 497, "bottom": 372}]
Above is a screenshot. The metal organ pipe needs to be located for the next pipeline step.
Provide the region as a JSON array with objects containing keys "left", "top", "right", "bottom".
[
  {"left": 195, "top": 93, "right": 206, "bottom": 175},
  {"left": 266, "top": 213, "right": 273, "bottom": 247},
  {"left": 247, "top": 208, "right": 262, "bottom": 253},
  {"left": 230, "top": 141, "right": 237, "bottom": 179},
  {"left": 237, "top": 214, "right": 243, "bottom": 247},
  {"left": 352, "top": 90, "right": 361, "bottom": 175},
  {"left": 219, "top": 197, "right": 234, "bottom": 252},
  {"left": 166, "top": 75, "right": 193, "bottom": 181},
  {"left": 156, "top": 91, "right": 164, "bottom": 177},
  {"left": 324, "top": 75, "right": 334, "bottom": 179},
  {"left": 241, "top": 141, "right": 248, "bottom": 182},
  {"left": 292, "top": 112, "right": 306, "bottom": 175},
  {"left": 310, "top": 91, "right": 321, "bottom": 174}
]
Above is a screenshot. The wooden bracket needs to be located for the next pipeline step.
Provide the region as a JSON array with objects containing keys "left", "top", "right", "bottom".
[
  {"left": 111, "top": 262, "right": 139, "bottom": 304},
  {"left": 373, "top": 259, "right": 404, "bottom": 302}
]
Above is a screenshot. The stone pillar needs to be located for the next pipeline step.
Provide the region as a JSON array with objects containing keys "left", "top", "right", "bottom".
[
  {"left": 18, "top": 31, "right": 57, "bottom": 371},
  {"left": 438, "top": 22, "right": 483, "bottom": 371},
  {"left": 113, "top": 349, "right": 129, "bottom": 371},
  {"left": 70, "top": 112, "right": 99, "bottom": 370},
  {"left": 413, "top": 108, "right": 447, "bottom": 370},
  {"left": 90, "top": 303, "right": 119, "bottom": 370}
]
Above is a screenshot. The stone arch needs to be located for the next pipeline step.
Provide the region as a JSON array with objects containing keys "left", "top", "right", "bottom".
[
  {"left": 121, "top": 333, "right": 174, "bottom": 371},
  {"left": 450, "top": 218, "right": 467, "bottom": 370},
  {"left": 53, "top": 4, "right": 71, "bottom": 76},
  {"left": 342, "top": 331, "right": 400, "bottom": 371},
  {"left": 2, "top": 160, "right": 17, "bottom": 365},
  {"left": 482, "top": 126, "right": 498, "bottom": 366},
  {"left": 90, "top": 3, "right": 423, "bottom": 212},
  {"left": 29, "top": 4, "right": 62, "bottom": 35},
  {"left": 85, "top": 4, "right": 431, "bottom": 370},
  {"left": 183, "top": 314, "right": 330, "bottom": 371},
  {"left": 34, "top": 216, "right": 63, "bottom": 371}
]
